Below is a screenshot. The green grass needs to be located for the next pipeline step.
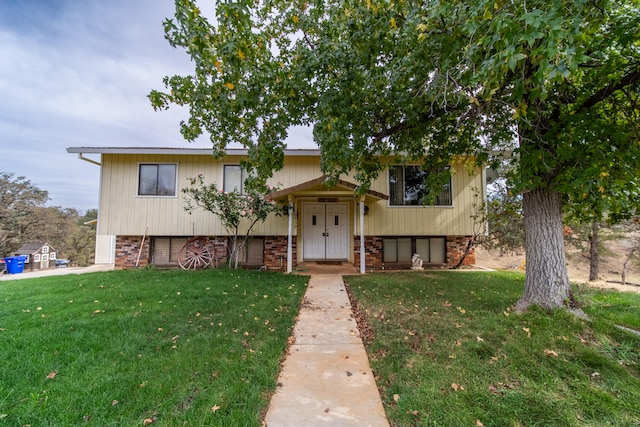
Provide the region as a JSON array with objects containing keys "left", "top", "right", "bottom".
[
  {"left": 346, "top": 271, "right": 640, "bottom": 427},
  {"left": 0, "top": 269, "right": 308, "bottom": 426}
]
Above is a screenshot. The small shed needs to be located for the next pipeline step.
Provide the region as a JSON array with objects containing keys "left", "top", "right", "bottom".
[{"left": 15, "top": 241, "right": 57, "bottom": 271}]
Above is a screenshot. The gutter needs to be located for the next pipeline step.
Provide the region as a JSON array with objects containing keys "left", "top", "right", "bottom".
[{"left": 78, "top": 153, "right": 101, "bottom": 166}]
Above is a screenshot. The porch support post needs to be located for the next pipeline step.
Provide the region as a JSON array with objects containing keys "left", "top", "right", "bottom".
[
  {"left": 287, "top": 195, "right": 294, "bottom": 274},
  {"left": 359, "top": 197, "right": 366, "bottom": 274}
]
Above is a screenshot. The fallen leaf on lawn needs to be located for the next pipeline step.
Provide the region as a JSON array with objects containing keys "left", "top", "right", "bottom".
[
  {"left": 488, "top": 384, "right": 501, "bottom": 395},
  {"left": 456, "top": 339, "right": 462, "bottom": 346},
  {"left": 476, "top": 420, "right": 485, "bottom": 427},
  {"left": 211, "top": 404, "right": 220, "bottom": 413},
  {"left": 457, "top": 306, "right": 466, "bottom": 314},
  {"left": 143, "top": 418, "right": 154, "bottom": 425},
  {"left": 455, "top": 323, "right": 462, "bottom": 328},
  {"left": 171, "top": 335, "right": 180, "bottom": 342},
  {"left": 449, "top": 355, "right": 456, "bottom": 359},
  {"left": 0, "top": 414, "right": 7, "bottom": 419},
  {"left": 93, "top": 310, "right": 104, "bottom": 314},
  {"left": 591, "top": 372, "right": 601, "bottom": 378},
  {"left": 157, "top": 328, "right": 163, "bottom": 331},
  {"left": 544, "top": 349, "right": 559, "bottom": 357},
  {"left": 442, "top": 301, "right": 452, "bottom": 307},
  {"left": 393, "top": 394, "right": 400, "bottom": 402},
  {"left": 451, "top": 383, "right": 464, "bottom": 391},
  {"left": 46, "top": 370, "right": 57, "bottom": 379},
  {"left": 523, "top": 327, "right": 531, "bottom": 338},
  {"left": 476, "top": 336, "right": 484, "bottom": 342},
  {"left": 112, "top": 400, "right": 119, "bottom": 406}
]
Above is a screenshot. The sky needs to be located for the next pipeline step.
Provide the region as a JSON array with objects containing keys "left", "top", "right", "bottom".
[{"left": 0, "top": 1, "right": 314, "bottom": 213}]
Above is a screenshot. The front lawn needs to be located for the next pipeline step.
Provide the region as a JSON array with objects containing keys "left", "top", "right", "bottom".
[
  {"left": 346, "top": 271, "right": 640, "bottom": 426},
  {"left": 0, "top": 269, "right": 307, "bottom": 426}
]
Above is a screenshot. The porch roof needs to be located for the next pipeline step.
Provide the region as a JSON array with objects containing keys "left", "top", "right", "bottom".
[{"left": 268, "top": 175, "right": 388, "bottom": 204}]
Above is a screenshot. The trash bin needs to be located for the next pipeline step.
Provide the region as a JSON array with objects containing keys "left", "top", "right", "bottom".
[{"left": 4, "top": 256, "right": 27, "bottom": 274}]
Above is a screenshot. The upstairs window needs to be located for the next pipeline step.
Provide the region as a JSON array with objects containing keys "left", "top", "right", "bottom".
[
  {"left": 138, "top": 164, "right": 177, "bottom": 196},
  {"left": 223, "top": 165, "right": 246, "bottom": 194},
  {"left": 389, "top": 165, "right": 452, "bottom": 206}
]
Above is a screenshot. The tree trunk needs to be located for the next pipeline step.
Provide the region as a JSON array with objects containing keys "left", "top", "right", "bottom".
[
  {"left": 515, "top": 188, "right": 571, "bottom": 311},
  {"left": 589, "top": 222, "right": 600, "bottom": 281}
]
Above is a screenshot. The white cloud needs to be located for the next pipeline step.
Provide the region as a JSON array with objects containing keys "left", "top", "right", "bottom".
[{"left": 0, "top": 0, "right": 315, "bottom": 213}]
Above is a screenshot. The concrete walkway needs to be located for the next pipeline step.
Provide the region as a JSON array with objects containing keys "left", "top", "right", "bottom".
[
  {"left": 0, "top": 264, "right": 114, "bottom": 281},
  {"left": 264, "top": 274, "right": 389, "bottom": 426}
]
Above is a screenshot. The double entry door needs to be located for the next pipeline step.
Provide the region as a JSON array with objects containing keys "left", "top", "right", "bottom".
[{"left": 302, "top": 203, "right": 349, "bottom": 261}]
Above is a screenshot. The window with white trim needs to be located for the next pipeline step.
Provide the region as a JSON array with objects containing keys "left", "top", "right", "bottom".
[
  {"left": 389, "top": 165, "right": 452, "bottom": 206},
  {"left": 138, "top": 164, "right": 177, "bottom": 196},
  {"left": 223, "top": 165, "right": 246, "bottom": 194},
  {"left": 383, "top": 237, "right": 446, "bottom": 264}
]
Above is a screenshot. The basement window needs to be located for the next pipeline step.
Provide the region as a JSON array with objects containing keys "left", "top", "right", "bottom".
[{"left": 383, "top": 237, "right": 446, "bottom": 264}]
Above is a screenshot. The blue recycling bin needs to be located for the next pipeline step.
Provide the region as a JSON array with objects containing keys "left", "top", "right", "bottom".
[{"left": 4, "top": 256, "right": 27, "bottom": 274}]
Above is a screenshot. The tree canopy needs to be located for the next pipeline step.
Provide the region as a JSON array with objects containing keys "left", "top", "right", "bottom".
[
  {"left": 0, "top": 172, "right": 96, "bottom": 265},
  {"left": 151, "top": 0, "right": 640, "bottom": 311}
]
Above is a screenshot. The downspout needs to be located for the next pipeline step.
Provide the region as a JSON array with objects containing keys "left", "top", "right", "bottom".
[
  {"left": 75, "top": 152, "right": 107, "bottom": 264},
  {"left": 78, "top": 153, "right": 101, "bottom": 166}
]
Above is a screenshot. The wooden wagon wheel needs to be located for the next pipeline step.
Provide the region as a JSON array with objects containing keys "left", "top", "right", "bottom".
[{"left": 178, "top": 237, "right": 214, "bottom": 270}]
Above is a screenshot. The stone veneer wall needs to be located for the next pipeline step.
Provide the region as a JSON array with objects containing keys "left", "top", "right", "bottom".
[
  {"left": 115, "top": 236, "right": 151, "bottom": 268},
  {"left": 114, "top": 234, "right": 474, "bottom": 270},
  {"left": 354, "top": 235, "right": 476, "bottom": 270},
  {"left": 446, "top": 236, "right": 476, "bottom": 267},
  {"left": 208, "top": 237, "right": 229, "bottom": 267},
  {"left": 354, "top": 236, "right": 383, "bottom": 270},
  {"left": 264, "top": 236, "right": 297, "bottom": 270}
]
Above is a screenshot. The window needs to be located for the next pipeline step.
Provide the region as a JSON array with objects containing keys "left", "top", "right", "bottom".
[
  {"left": 383, "top": 237, "right": 446, "bottom": 264},
  {"left": 152, "top": 237, "right": 188, "bottom": 264},
  {"left": 389, "top": 165, "right": 452, "bottom": 206},
  {"left": 224, "top": 165, "right": 246, "bottom": 194},
  {"left": 138, "top": 164, "right": 177, "bottom": 196}
]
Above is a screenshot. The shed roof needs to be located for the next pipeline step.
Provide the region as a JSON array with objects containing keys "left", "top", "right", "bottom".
[{"left": 15, "top": 241, "right": 54, "bottom": 254}]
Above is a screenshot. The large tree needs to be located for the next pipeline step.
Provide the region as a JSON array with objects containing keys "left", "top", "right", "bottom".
[
  {"left": 151, "top": 0, "right": 640, "bottom": 311},
  {"left": 0, "top": 172, "right": 49, "bottom": 256}
]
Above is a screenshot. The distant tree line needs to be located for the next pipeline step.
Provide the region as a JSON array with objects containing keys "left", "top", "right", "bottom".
[{"left": 0, "top": 172, "right": 96, "bottom": 266}]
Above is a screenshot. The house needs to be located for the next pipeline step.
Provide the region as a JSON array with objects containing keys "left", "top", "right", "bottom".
[
  {"left": 14, "top": 241, "right": 57, "bottom": 271},
  {"left": 66, "top": 147, "right": 486, "bottom": 273}
]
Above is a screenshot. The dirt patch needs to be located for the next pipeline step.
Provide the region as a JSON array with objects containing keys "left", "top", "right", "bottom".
[{"left": 474, "top": 238, "right": 640, "bottom": 294}]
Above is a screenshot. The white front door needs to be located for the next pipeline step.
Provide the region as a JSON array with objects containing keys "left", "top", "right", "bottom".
[{"left": 303, "top": 203, "right": 349, "bottom": 260}]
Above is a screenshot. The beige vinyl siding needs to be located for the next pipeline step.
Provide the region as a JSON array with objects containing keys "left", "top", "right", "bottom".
[
  {"left": 364, "top": 162, "right": 483, "bottom": 236},
  {"left": 97, "top": 152, "right": 482, "bottom": 239},
  {"left": 98, "top": 154, "right": 293, "bottom": 237}
]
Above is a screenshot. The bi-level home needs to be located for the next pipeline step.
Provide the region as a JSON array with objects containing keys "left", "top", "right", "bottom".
[{"left": 67, "top": 147, "right": 486, "bottom": 273}]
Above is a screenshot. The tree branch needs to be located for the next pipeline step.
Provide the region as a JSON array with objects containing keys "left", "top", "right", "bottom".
[{"left": 574, "top": 67, "right": 640, "bottom": 113}]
